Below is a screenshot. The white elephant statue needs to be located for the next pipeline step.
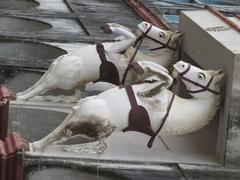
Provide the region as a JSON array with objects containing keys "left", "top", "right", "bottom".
[
  {"left": 16, "top": 21, "right": 181, "bottom": 102},
  {"left": 30, "top": 60, "right": 224, "bottom": 153}
]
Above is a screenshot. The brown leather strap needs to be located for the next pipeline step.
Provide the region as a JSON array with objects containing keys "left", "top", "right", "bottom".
[
  {"left": 123, "top": 85, "right": 155, "bottom": 137},
  {"left": 147, "top": 93, "right": 175, "bottom": 148},
  {"left": 122, "top": 26, "right": 178, "bottom": 84},
  {"left": 178, "top": 64, "right": 220, "bottom": 95},
  {"left": 179, "top": 63, "right": 191, "bottom": 76},
  {"left": 132, "top": 79, "right": 158, "bottom": 85},
  {"left": 96, "top": 43, "right": 107, "bottom": 63},
  {"left": 125, "top": 85, "right": 137, "bottom": 107},
  {"left": 149, "top": 35, "right": 172, "bottom": 51},
  {"left": 101, "top": 39, "right": 121, "bottom": 43},
  {"left": 172, "top": 63, "right": 221, "bottom": 95},
  {"left": 133, "top": 36, "right": 142, "bottom": 48},
  {"left": 149, "top": 34, "right": 178, "bottom": 51},
  {"left": 123, "top": 80, "right": 174, "bottom": 148},
  {"left": 95, "top": 43, "right": 121, "bottom": 85},
  {"left": 121, "top": 25, "right": 153, "bottom": 84},
  {"left": 182, "top": 75, "right": 219, "bottom": 95}
]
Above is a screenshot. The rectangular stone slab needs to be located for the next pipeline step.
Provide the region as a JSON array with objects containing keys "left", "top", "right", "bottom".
[{"left": 180, "top": 9, "right": 240, "bottom": 167}]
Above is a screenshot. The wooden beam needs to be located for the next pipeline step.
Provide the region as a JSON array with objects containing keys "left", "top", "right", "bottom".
[{"left": 124, "top": 0, "right": 173, "bottom": 30}]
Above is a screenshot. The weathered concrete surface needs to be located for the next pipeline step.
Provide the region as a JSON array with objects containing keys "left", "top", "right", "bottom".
[
  {"left": 0, "top": 16, "right": 51, "bottom": 32},
  {"left": 179, "top": 164, "right": 240, "bottom": 180},
  {"left": 23, "top": 158, "right": 184, "bottom": 180},
  {"left": 225, "top": 54, "right": 240, "bottom": 167},
  {"left": 24, "top": 165, "right": 182, "bottom": 180},
  {"left": 23, "top": 157, "right": 240, "bottom": 180},
  {"left": 0, "top": 41, "right": 67, "bottom": 69},
  {"left": 0, "top": 0, "right": 39, "bottom": 10},
  {"left": 179, "top": 10, "right": 240, "bottom": 167},
  {"left": 10, "top": 108, "right": 68, "bottom": 142}
]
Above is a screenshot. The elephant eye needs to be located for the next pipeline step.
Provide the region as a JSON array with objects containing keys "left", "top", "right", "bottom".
[
  {"left": 198, "top": 72, "right": 205, "bottom": 80},
  {"left": 159, "top": 32, "right": 165, "bottom": 38}
]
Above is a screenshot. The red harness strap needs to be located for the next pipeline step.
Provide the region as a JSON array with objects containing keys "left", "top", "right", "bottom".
[
  {"left": 178, "top": 63, "right": 220, "bottom": 95},
  {"left": 123, "top": 83, "right": 175, "bottom": 148},
  {"left": 123, "top": 85, "right": 155, "bottom": 137},
  {"left": 147, "top": 93, "right": 175, "bottom": 148},
  {"left": 121, "top": 25, "right": 153, "bottom": 85},
  {"left": 94, "top": 43, "right": 121, "bottom": 85}
]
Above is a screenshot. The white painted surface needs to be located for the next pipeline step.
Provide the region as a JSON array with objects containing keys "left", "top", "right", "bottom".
[
  {"left": 48, "top": 42, "right": 88, "bottom": 54},
  {"left": 180, "top": 9, "right": 240, "bottom": 164},
  {"left": 182, "top": 10, "right": 240, "bottom": 54}
]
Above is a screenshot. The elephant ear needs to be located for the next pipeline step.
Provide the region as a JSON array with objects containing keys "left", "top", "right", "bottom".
[
  {"left": 171, "top": 32, "right": 182, "bottom": 42},
  {"left": 214, "top": 72, "right": 225, "bottom": 83},
  {"left": 129, "top": 62, "right": 145, "bottom": 75}
]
